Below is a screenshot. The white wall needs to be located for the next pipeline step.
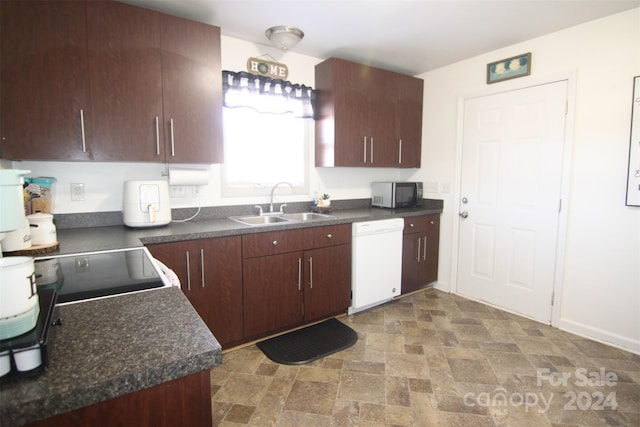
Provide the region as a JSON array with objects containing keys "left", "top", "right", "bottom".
[
  {"left": 417, "top": 9, "right": 640, "bottom": 353},
  {"left": 14, "top": 36, "right": 413, "bottom": 214}
]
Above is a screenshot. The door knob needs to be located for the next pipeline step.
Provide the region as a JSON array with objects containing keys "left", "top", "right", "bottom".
[{"left": 459, "top": 211, "right": 469, "bottom": 219}]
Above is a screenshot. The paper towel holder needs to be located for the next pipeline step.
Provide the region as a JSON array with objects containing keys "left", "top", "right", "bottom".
[{"left": 166, "top": 167, "right": 209, "bottom": 186}]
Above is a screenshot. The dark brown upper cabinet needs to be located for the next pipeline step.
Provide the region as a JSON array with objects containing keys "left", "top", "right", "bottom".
[
  {"left": 314, "top": 57, "right": 423, "bottom": 168},
  {"left": 0, "top": 0, "right": 222, "bottom": 164},
  {"left": 1, "top": 1, "right": 93, "bottom": 161}
]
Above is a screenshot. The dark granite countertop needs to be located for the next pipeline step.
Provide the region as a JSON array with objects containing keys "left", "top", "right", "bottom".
[
  {"left": 0, "top": 288, "right": 222, "bottom": 427},
  {"left": 51, "top": 200, "right": 444, "bottom": 255}
]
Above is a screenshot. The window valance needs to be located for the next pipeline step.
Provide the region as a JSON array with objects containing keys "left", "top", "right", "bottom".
[{"left": 222, "top": 70, "right": 316, "bottom": 118}]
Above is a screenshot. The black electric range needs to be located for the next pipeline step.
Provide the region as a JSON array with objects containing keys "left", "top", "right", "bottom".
[{"left": 35, "top": 247, "right": 169, "bottom": 304}]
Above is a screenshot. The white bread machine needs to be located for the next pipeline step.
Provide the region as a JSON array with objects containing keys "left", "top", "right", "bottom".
[{"left": 123, "top": 180, "right": 171, "bottom": 227}]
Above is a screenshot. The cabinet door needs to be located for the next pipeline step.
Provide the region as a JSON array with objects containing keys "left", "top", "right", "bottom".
[
  {"left": 303, "top": 244, "right": 351, "bottom": 322},
  {"left": 87, "top": 1, "right": 164, "bottom": 162},
  {"left": 401, "top": 233, "right": 421, "bottom": 294},
  {"left": 0, "top": 1, "right": 92, "bottom": 161},
  {"left": 369, "top": 67, "right": 397, "bottom": 167},
  {"left": 198, "top": 237, "right": 243, "bottom": 347},
  {"left": 401, "top": 215, "right": 440, "bottom": 293},
  {"left": 393, "top": 75, "right": 423, "bottom": 168},
  {"left": 422, "top": 216, "right": 440, "bottom": 284},
  {"left": 160, "top": 14, "right": 223, "bottom": 164},
  {"left": 243, "top": 252, "right": 304, "bottom": 338},
  {"left": 332, "top": 59, "right": 371, "bottom": 166},
  {"left": 148, "top": 237, "right": 243, "bottom": 348}
]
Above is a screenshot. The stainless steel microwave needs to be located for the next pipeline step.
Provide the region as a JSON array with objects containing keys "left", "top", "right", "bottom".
[{"left": 371, "top": 182, "right": 423, "bottom": 208}]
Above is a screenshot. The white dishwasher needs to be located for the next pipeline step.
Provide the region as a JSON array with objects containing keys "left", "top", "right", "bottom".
[{"left": 349, "top": 218, "right": 404, "bottom": 315}]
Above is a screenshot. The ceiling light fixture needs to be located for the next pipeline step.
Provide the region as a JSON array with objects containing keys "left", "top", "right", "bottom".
[{"left": 265, "top": 25, "right": 304, "bottom": 51}]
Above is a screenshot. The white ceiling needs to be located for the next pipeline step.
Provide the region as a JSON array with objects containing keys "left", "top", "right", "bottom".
[{"left": 121, "top": 0, "right": 639, "bottom": 75}]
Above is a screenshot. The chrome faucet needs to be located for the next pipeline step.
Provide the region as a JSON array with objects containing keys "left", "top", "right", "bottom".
[{"left": 269, "top": 181, "right": 294, "bottom": 213}]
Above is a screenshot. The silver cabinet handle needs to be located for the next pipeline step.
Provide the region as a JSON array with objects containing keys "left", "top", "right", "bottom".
[
  {"left": 370, "top": 137, "right": 374, "bottom": 163},
  {"left": 79, "top": 109, "right": 87, "bottom": 153},
  {"left": 430, "top": 220, "right": 434, "bottom": 225},
  {"left": 423, "top": 236, "right": 427, "bottom": 261},
  {"left": 272, "top": 240, "right": 278, "bottom": 246},
  {"left": 398, "top": 139, "right": 402, "bottom": 164},
  {"left": 409, "top": 223, "right": 414, "bottom": 228},
  {"left": 297, "top": 257, "right": 302, "bottom": 291},
  {"left": 308, "top": 256, "right": 313, "bottom": 289},
  {"left": 155, "top": 116, "right": 160, "bottom": 156},
  {"left": 416, "top": 237, "right": 421, "bottom": 262},
  {"left": 363, "top": 137, "right": 367, "bottom": 163},
  {"left": 200, "top": 248, "right": 205, "bottom": 288},
  {"left": 185, "top": 250, "right": 191, "bottom": 291},
  {"left": 170, "top": 118, "right": 175, "bottom": 156},
  {"left": 326, "top": 234, "right": 332, "bottom": 239}
]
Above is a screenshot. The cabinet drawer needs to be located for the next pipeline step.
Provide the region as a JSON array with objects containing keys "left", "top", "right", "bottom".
[
  {"left": 403, "top": 214, "right": 439, "bottom": 234},
  {"left": 242, "top": 223, "right": 351, "bottom": 258}
]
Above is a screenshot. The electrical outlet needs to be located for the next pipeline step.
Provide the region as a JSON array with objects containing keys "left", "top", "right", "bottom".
[
  {"left": 170, "top": 186, "right": 187, "bottom": 198},
  {"left": 70, "top": 183, "right": 85, "bottom": 201}
]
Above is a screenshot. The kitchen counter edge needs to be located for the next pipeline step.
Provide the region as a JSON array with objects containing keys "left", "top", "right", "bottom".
[{"left": 0, "top": 287, "right": 222, "bottom": 427}]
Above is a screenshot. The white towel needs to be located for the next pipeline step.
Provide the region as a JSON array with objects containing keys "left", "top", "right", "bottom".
[{"left": 153, "top": 258, "right": 181, "bottom": 288}]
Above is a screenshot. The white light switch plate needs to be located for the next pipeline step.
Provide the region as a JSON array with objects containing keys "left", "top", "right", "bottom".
[{"left": 425, "top": 182, "right": 438, "bottom": 193}]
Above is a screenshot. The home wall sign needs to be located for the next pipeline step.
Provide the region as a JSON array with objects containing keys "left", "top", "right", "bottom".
[
  {"left": 487, "top": 52, "right": 531, "bottom": 84},
  {"left": 625, "top": 75, "right": 640, "bottom": 206},
  {"left": 247, "top": 57, "right": 288, "bottom": 79}
]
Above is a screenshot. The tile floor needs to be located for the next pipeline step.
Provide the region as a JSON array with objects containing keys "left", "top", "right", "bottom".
[{"left": 210, "top": 288, "right": 640, "bottom": 426}]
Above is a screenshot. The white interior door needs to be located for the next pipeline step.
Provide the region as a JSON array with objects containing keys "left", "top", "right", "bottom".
[{"left": 457, "top": 81, "right": 568, "bottom": 323}]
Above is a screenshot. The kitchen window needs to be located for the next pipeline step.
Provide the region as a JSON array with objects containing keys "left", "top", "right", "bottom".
[{"left": 220, "top": 71, "right": 316, "bottom": 197}]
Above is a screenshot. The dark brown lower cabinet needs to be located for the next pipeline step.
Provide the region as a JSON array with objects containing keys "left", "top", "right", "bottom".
[
  {"left": 243, "top": 251, "right": 303, "bottom": 337},
  {"left": 25, "top": 370, "right": 211, "bottom": 427},
  {"left": 242, "top": 224, "right": 352, "bottom": 340},
  {"left": 147, "top": 236, "right": 243, "bottom": 348},
  {"left": 149, "top": 225, "right": 352, "bottom": 347},
  {"left": 401, "top": 214, "right": 440, "bottom": 294}
]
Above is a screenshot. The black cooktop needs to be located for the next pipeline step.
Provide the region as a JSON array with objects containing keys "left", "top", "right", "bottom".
[{"left": 35, "top": 248, "right": 166, "bottom": 304}]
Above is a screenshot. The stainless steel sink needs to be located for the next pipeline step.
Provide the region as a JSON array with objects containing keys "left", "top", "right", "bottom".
[
  {"left": 230, "top": 215, "right": 291, "bottom": 225},
  {"left": 279, "top": 212, "right": 334, "bottom": 221},
  {"left": 229, "top": 212, "right": 335, "bottom": 226}
]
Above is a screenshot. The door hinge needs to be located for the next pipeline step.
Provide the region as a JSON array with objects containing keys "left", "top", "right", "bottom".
[
  {"left": 551, "top": 291, "right": 555, "bottom": 306},
  {"left": 559, "top": 199, "right": 562, "bottom": 213}
]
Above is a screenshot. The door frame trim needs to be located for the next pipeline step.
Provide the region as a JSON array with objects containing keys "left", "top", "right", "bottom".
[{"left": 449, "top": 71, "right": 577, "bottom": 327}]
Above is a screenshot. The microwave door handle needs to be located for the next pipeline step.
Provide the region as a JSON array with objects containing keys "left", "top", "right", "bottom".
[{"left": 391, "top": 183, "right": 396, "bottom": 207}]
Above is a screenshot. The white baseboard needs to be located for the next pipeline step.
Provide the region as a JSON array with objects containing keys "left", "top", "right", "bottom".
[
  {"left": 434, "top": 280, "right": 450, "bottom": 293},
  {"left": 558, "top": 318, "right": 640, "bottom": 356}
]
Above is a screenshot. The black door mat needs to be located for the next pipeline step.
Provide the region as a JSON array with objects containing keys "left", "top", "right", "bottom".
[{"left": 256, "top": 318, "right": 358, "bottom": 365}]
